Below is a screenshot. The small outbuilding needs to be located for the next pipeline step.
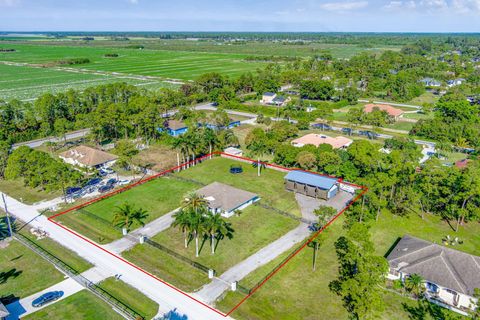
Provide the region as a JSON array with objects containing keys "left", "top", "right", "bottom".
[
  {"left": 284, "top": 170, "right": 338, "bottom": 200},
  {"left": 196, "top": 182, "right": 259, "bottom": 218}
]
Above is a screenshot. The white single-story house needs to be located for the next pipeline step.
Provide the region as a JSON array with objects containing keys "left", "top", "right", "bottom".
[
  {"left": 447, "top": 78, "right": 466, "bottom": 87},
  {"left": 420, "top": 77, "right": 442, "bottom": 87},
  {"left": 196, "top": 182, "right": 259, "bottom": 218},
  {"left": 387, "top": 235, "right": 480, "bottom": 316},
  {"left": 260, "top": 92, "right": 291, "bottom": 107},
  {"left": 260, "top": 92, "right": 277, "bottom": 104},
  {"left": 59, "top": 145, "right": 118, "bottom": 169}
]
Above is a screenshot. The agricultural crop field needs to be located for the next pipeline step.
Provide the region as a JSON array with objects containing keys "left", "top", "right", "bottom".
[
  {"left": 0, "top": 42, "right": 266, "bottom": 100},
  {"left": 3, "top": 38, "right": 402, "bottom": 59},
  {"left": 0, "top": 63, "right": 166, "bottom": 101}
]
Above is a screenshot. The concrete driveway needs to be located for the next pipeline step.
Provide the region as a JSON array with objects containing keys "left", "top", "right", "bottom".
[{"left": 5, "top": 267, "right": 111, "bottom": 320}]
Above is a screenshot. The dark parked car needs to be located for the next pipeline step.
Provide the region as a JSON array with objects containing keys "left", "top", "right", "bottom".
[
  {"left": 341, "top": 127, "right": 353, "bottom": 135},
  {"left": 312, "top": 123, "right": 331, "bottom": 130},
  {"left": 65, "top": 187, "right": 82, "bottom": 195},
  {"left": 308, "top": 223, "right": 321, "bottom": 232},
  {"left": 32, "top": 291, "right": 64, "bottom": 307},
  {"left": 106, "top": 178, "right": 117, "bottom": 186},
  {"left": 98, "top": 184, "right": 114, "bottom": 193},
  {"left": 85, "top": 178, "right": 102, "bottom": 186}
]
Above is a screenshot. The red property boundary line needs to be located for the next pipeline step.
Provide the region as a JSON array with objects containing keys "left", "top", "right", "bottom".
[{"left": 48, "top": 151, "right": 367, "bottom": 318}]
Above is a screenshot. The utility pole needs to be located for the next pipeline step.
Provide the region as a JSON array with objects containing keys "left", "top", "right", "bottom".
[{"left": 1, "top": 193, "right": 13, "bottom": 237}]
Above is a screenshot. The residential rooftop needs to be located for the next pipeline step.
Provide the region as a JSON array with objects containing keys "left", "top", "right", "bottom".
[
  {"left": 387, "top": 235, "right": 480, "bottom": 296},
  {"left": 291, "top": 133, "right": 353, "bottom": 149},
  {"left": 59, "top": 145, "right": 118, "bottom": 167},
  {"left": 364, "top": 103, "right": 404, "bottom": 117},
  {"left": 196, "top": 182, "right": 258, "bottom": 213}
]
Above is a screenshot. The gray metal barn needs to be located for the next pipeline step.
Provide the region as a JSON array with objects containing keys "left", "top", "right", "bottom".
[{"left": 284, "top": 170, "right": 338, "bottom": 200}]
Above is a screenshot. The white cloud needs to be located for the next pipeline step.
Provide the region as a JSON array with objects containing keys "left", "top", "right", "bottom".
[
  {"left": 319, "top": 1, "right": 368, "bottom": 11},
  {"left": 451, "top": 0, "right": 480, "bottom": 12},
  {"left": 0, "top": 0, "right": 19, "bottom": 7},
  {"left": 384, "top": 0, "right": 480, "bottom": 13},
  {"left": 128, "top": 0, "right": 139, "bottom": 4}
]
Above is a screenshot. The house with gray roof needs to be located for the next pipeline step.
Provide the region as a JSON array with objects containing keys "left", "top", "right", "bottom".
[
  {"left": 196, "top": 182, "right": 259, "bottom": 218},
  {"left": 0, "top": 302, "right": 9, "bottom": 320},
  {"left": 387, "top": 235, "right": 480, "bottom": 315}
]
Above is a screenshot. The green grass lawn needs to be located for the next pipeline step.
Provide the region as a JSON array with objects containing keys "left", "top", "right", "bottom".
[
  {"left": 176, "top": 157, "right": 301, "bottom": 216},
  {"left": 22, "top": 290, "right": 123, "bottom": 320},
  {"left": 16, "top": 226, "right": 92, "bottom": 273},
  {"left": 98, "top": 277, "right": 159, "bottom": 319},
  {"left": 408, "top": 92, "right": 439, "bottom": 106},
  {"left": 124, "top": 205, "right": 298, "bottom": 291},
  {"left": 55, "top": 176, "right": 198, "bottom": 244},
  {"left": 216, "top": 210, "right": 477, "bottom": 319},
  {"left": 0, "top": 178, "right": 62, "bottom": 205},
  {"left": 371, "top": 210, "right": 480, "bottom": 256},
  {"left": 386, "top": 121, "right": 415, "bottom": 132},
  {"left": 153, "top": 205, "right": 298, "bottom": 274},
  {"left": 402, "top": 112, "right": 434, "bottom": 120},
  {"left": 0, "top": 239, "right": 64, "bottom": 300}
]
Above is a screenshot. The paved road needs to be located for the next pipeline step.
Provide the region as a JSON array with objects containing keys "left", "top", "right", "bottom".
[
  {"left": 11, "top": 129, "right": 91, "bottom": 150},
  {"left": 5, "top": 267, "right": 111, "bottom": 320},
  {"left": 3, "top": 194, "right": 232, "bottom": 320},
  {"left": 104, "top": 208, "right": 180, "bottom": 254}
]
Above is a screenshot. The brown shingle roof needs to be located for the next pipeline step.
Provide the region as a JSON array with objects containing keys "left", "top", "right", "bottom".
[
  {"left": 387, "top": 235, "right": 480, "bottom": 295},
  {"left": 59, "top": 145, "right": 118, "bottom": 167},
  {"left": 196, "top": 182, "right": 258, "bottom": 213},
  {"left": 167, "top": 120, "right": 187, "bottom": 131}
]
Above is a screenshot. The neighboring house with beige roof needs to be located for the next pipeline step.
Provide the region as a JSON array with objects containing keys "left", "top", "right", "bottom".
[
  {"left": 291, "top": 133, "right": 353, "bottom": 149},
  {"left": 196, "top": 182, "right": 259, "bottom": 218},
  {"left": 364, "top": 103, "right": 404, "bottom": 120},
  {"left": 387, "top": 235, "right": 480, "bottom": 315},
  {"left": 59, "top": 145, "right": 118, "bottom": 169}
]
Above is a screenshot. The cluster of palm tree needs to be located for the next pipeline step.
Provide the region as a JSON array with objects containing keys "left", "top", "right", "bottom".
[
  {"left": 172, "top": 192, "right": 234, "bottom": 257},
  {"left": 172, "top": 125, "right": 239, "bottom": 171},
  {"left": 112, "top": 202, "right": 149, "bottom": 234}
]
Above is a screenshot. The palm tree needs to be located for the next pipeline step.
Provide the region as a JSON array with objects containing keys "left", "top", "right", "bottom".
[
  {"left": 182, "top": 192, "right": 209, "bottom": 214},
  {"left": 405, "top": 273, "right": 424, "bottom": 298},
  {"left": 112, "top": 202, "right": 149, "bottom": 234},
  {"left": 202, "top": 127, "right": 218, "bottom": 158},
  {"left": 204, "top": 212, "right": 234, "bottom": 254},
  {"left": 172, "top": 209, "right": 193, "bottom": 248},
  {"left": 190, "top": 207, "right": 206, "bottom": 257},
  {"left": 0, "top": 217, "right": 16, "bottom": 240}
]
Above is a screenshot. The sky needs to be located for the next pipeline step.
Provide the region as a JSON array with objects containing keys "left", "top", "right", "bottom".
[{"left": 0, "top": 0, "right": 479, "bottom": 33}]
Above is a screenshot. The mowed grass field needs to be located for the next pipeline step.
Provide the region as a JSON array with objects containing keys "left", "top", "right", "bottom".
[
  {"left": 0, "top": 239, "right": 65, "bottom": 300},
  {"left": 176, "top": 157, "right": 301, "bottom": 216},
  {"left": 22, "top": 290, "right": 123, "bottom": 320},
  {"left": 123, "top": 205, "right": 298, "bottom": 291},
  {"left": 217, "top": 212, "right": 473, "bottom": 320},
  {"left": 55, "top": 176, "right": 198, "bottom": 244}
]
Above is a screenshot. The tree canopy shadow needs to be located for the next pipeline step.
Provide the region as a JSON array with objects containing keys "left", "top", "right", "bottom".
[
  {"left": 0, "top": 268, "right": 22, "bottom": 284},
  {"left": 402, "top": 299, "right": 463, "bottom": 320}
]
